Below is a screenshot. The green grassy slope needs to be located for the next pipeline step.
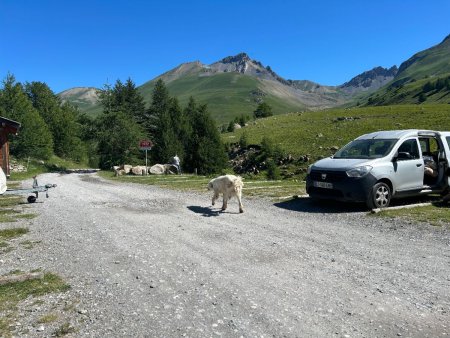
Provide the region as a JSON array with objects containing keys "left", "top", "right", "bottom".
[
  {"left": 394, "top": 35, "right": 450, "bottom": 84},
  {"left": 80, "top": 102, "right": 103, "bottom": 116},
  {"left": 363, "top": 35, "right": 450, "bottom": 106},
  {"left": 222, "top": 104, "right": 450, "bottom": 162},
  {"left": 365, "top": 74, "right": 450, "bottom": 106},
  {"left": 138, "top": 73, "right": 306, "bottom": 124}
]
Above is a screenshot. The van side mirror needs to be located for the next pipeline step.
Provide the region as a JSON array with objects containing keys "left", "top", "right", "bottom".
[{"left": 394, "top": 151, "right": 413, "bottom": 161}]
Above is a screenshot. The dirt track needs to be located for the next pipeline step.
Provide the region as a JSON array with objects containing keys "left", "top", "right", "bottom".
[{"left": 2, "top": 173, "right": 449, "bottom": 337}]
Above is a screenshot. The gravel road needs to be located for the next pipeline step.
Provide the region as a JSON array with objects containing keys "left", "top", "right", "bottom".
[{"left": 2, "top": 173, "right": 449, "bottom": 337}]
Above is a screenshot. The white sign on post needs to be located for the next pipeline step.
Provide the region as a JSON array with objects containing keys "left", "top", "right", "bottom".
[{"left": 139, "top": 140, "right": 153, "bottom": 150}]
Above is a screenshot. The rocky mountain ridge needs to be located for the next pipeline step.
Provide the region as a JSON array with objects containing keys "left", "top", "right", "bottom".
[
  {"left": 58, "top": 33, "right": 450, "bottom": 116},
  {"left": 340, "top": 66, "right": 398, "bottom": 94}
]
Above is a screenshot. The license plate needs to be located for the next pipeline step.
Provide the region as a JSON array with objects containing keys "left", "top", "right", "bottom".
[{"left": 313, "top": 181, "right": 333, "bottom": 189}]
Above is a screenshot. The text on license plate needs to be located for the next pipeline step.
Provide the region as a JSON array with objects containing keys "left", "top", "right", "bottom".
[{"left": 313, "top": 181, "right": 333, "bottom": 189}]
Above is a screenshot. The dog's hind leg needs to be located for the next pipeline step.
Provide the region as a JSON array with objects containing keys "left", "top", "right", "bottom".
[
  {"left": 221, "top": 194, "right": 228, "bottom": 211},
  {"left": 212, "top": 191, "right": 219, "bottom": 206}
]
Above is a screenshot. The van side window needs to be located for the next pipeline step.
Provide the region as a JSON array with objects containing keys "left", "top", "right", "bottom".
[
  {"left": 419, "top": 137, "right": 440, "bottom": 156},
  {"left": 429, "top": 138, "right": 439, "bottom": 153},
  {"left": 397, "top": 139, "right": 420, "bottom": 160}
]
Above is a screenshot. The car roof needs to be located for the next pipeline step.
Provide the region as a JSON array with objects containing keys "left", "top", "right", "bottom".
[{"left": 356, "top": 129, "right": 441, "bottom": 140}]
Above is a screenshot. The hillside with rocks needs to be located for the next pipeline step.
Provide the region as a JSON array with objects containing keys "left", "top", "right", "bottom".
[{"left": 58, "top": 87, "right": 101, "bottom": 115}]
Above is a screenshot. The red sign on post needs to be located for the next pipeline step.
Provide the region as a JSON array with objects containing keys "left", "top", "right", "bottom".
[{"left": 139, "top": 140, "right": 153, "bottom": 150}]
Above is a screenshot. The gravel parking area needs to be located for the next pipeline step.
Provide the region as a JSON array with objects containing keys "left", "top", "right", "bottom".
[{"left": 1, "top": 172, "right": 449, "bottom": 337}]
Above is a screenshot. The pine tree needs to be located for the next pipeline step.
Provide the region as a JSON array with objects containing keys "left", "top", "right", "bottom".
[
  {"left": 96, "top": 110, "right": 144, "bottom": 169},
  {"left": 147, "top": 79, "right": 182, "bottom": 163},
  {"left": 227, "top": 121, "right": 235, "bottom": 132},
  {"left": 94, "top": 78, "right": 150, "bottom": 168},
  {"left": 239, "top": 131, "right": 249, "bottom": 148},
  {"left": 25, "top": 81, "right": 85, "bottom": 161},
  {"left": 184, "top": 97, "right": 227, "bottom": 174},
  {"left": 0, "top": 74, "right": 53, "bottom": 159},
  {"left": 98, "top": 79, "right": 147, "bottom": 124},
  {"left": 78, "top": 113, "right": 99, "bottom": 167},
  {"left": 436, "top": 78, "right": 446, "bottom": 91},
  {"left": 57, "top": 102, "right": 86, "bottom": 161},
  {"left": 97, "top": 82, "right": 114, "bottom": 114},
  {"left": 124, "top": 78, "right": 147, "bottom": 125},
  {"left": 253, "top": 102, "right": 273, "bottom": 119},
  {"left": 238, "top": 114, "right": 247, "bottom": 127},
  {"left": 422, "top": 81, "right": 434, "bottom": 93},
  {"left": 418, "top": 93, "right": 427, "bottom": 103},
  {"left": 168, "top": 97, "right": 189, "bottom": 161},
  {"left": 110, "top": 78, "right": 147, "bottom": 124}
]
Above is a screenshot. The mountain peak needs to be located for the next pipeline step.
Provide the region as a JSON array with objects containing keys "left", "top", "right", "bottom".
[
  {"left": 340, "top": 66, "right": 398, "bottom": 94},
  {"left": 219, "top": 52, "right": 251, "bottom": 64},
  {"left": 210, "top": 52, "right": 268, "bottom": 76}
]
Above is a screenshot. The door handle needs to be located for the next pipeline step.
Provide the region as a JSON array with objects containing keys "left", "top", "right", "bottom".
[{"left": 416, "top": 163, "right": 423, "bottom": 167}]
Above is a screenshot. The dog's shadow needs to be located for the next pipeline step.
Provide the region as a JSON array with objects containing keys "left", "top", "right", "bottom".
[{"left": 187, "top": 206, "right": 221, "bottom": 217}]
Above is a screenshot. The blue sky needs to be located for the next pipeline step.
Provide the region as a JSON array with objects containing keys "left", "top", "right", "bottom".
[{"left": 1, "top": 0, "right": 449, "bottom": 93}]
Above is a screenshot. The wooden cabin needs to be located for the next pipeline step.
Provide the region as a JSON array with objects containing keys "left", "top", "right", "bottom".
[{"left": 0, "top": 117, "right": 21, "bottom": 176}]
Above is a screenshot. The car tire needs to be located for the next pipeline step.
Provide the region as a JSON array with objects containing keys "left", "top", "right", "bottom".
[
  {"left": 367, "top": 182, "right": 391, "bottom": 210},
  {"left": 440, "top": 188, "right": 450, "bottom": 197}
]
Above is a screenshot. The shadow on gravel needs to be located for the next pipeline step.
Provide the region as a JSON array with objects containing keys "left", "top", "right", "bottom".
[
  {"left": 19, "top": 200, "right": 45, "bottom": 205},
  {"left": 187, "top": 206, "right": 221, "bottom": 217},
  {"left": 274, "top": 198, "right": 367, "bottom": 214},
  {"left": 275, "top": 195, "right": 445, "bottom": 214}
]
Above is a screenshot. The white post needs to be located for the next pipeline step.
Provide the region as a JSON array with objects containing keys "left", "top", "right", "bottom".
[{"left": 145, "top": 149, "right": 148, "bottom": 175}]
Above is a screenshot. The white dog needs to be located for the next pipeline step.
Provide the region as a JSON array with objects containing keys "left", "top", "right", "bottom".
[{"left": 207, "top": 174, "right": 244, "bottom": 213}]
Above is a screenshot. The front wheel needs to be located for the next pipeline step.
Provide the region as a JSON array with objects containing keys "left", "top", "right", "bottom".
[
  {"left": 366, "top": 182, "right": 391, "bottom": 209},
  {"left": 27, "top": 195, "right": 37, "bottom": 203}
]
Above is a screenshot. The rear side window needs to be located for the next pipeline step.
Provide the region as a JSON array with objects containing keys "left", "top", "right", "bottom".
[
  {"left": 429, "top": 138, "right": 440, "bottom": 153},
  {"left": 419, "top": 137, "right": 440, "bottom": 156}
]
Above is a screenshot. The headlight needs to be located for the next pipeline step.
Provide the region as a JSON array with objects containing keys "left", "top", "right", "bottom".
[
  {"left": 346, "top": 165, "right": 372, "bottom": 178},
  {"left": 306, "top": 164, "right": 313, "bottom": 175}
]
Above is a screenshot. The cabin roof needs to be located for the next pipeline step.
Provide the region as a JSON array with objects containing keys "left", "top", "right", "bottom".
[{"left": 0, "top": 116, "right": 21, "bottom": 134}]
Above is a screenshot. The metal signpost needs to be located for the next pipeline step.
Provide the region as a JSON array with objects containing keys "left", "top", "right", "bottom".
[{"left": 139, "top": 140, "right": 153, "bottom": 175}]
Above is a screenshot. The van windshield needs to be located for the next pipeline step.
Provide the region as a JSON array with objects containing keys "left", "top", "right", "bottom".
[{"left": 333, "top": 139, "right": 397, "bottom": 159}]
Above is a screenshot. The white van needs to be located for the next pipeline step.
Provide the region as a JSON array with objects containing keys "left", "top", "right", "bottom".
[{"left": 306, "top": 130, "right": 450, "bottom": 209}]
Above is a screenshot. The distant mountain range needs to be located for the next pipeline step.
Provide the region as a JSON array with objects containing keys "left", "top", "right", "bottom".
[{"left": 59, "top": 34, "right": 450, "bottom": 122}]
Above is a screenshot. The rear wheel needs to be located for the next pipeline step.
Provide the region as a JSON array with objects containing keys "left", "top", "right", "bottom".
[
  {"left": 441, "top": 188, "right": 450, "bottom": 202},
  {"left": 367, "top": 182, "right": 391, "bottom": 209},
  {"left": 440, "top": 187, "right": 450, "bottom": 197}
]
